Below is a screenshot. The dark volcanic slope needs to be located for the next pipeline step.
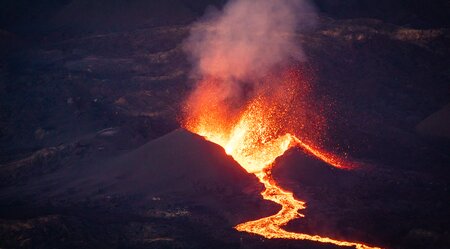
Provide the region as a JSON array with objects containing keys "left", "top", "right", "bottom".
[
  {"left": 272, "top": 149, "right": 450, "bottom": 249},
  {"left": 0, "top": 129, "right": 275, "bottom": 249},
  {"left": 0, "top": 129, "right": 266, "bottom": 218}
]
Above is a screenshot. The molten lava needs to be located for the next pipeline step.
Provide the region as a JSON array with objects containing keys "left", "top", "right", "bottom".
[{"left": 183, "top": 70, "right": 381, "bottom": 249}]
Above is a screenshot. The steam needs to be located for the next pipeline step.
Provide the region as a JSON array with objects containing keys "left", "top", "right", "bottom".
[{"left": 183, "top": 0, "right": 317, "bottom": 100}]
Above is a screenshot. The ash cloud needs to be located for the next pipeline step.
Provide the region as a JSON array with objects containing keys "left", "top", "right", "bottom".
[{"left": 183, "top": 0, "right": 317, "bottom": 98}]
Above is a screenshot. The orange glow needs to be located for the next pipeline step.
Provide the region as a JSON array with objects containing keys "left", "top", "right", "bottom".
[
  {"left": 183, "top": 69, "right": 381, "bottom": 249},
  {"left": 236, "top": 172, "right": 380, "bottom": 249}
]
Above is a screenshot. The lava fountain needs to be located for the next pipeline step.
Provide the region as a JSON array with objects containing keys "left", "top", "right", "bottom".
[{"left": 183, "top": 70, "right": 381, "bottom": 249}]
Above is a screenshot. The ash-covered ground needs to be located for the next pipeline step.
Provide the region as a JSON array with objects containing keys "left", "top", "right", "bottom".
[{"left": 0, "top": 1, "right": 449, "bottom": 249}]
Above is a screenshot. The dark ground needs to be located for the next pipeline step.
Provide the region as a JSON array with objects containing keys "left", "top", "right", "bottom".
[{"left": 0, "top": 1, "right": 449, "bottom": 249}]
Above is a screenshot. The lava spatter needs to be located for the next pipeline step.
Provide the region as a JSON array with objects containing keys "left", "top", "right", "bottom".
[{"left": 183, "top": 71, "right": 381, "bottom": 249}]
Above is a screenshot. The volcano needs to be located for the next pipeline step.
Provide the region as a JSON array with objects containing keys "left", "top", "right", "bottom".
[
  {"left": 0, "top": 122, "right": 391, "bottom": 249},
  {"left": 0, "top": 128, "right": 383, "bottom": 249},
  {"left": 0, "top": 129, "right": 271, "bottom": 221},
  {"left": 1, "top": 1, "right": 449, "bottom": 249},
  {"left": 0, "top": 129, "right": 280, "bottom": 248}
]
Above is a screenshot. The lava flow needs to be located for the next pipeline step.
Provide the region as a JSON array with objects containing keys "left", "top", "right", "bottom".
[{"left": 183, "top": 71, "right": 381, "bottom": 249}]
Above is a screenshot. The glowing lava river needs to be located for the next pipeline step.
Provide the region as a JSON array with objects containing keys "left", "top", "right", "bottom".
[{"left": 183, "top": 74, "right": 382, "bottom": 249}]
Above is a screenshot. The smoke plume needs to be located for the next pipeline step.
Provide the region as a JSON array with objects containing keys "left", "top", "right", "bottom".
[{"left": 183, "top": 0, "right": 317, "bottom": 100}]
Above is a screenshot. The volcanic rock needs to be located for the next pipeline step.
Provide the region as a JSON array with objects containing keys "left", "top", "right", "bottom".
[
  {"left": 0, "top": 1, "right": 449, "bottom": 248},
  {"left": 0, "top": 129, "right": 268, "bottom": 222},
  {"left": 416, "top": 103, "right": 450, "bottom": 140},
  {"left": 51, "top": 129, "right": 260, "bottom": 200},
  {"left": 272, "top": 148, "right": 450, "bottom": 249},
  {"left": 0, "top": 129, "right": 278, "bottom": 248}
]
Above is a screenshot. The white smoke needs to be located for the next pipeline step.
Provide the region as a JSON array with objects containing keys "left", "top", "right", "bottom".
[{"left": 184, "top": 0, "right": 317, "bottom": 93}]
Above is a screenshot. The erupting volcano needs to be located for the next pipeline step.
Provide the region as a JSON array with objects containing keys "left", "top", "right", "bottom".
[
  {"left": 182, "top": 0, "right": 382, "bottom": 248},
  {"left": 183, "top": 70, "right": 381, "bottom": 249}
]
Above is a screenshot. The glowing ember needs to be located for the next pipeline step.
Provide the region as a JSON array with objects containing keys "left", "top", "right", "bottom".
[{"left": 183, "top": 70, "right": 381, "bottom": 249}]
